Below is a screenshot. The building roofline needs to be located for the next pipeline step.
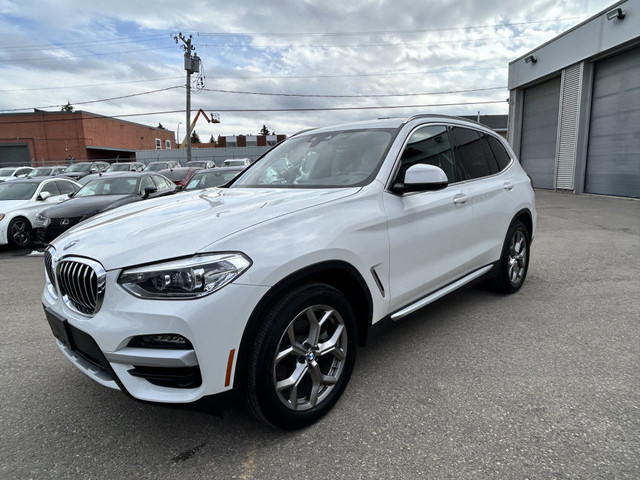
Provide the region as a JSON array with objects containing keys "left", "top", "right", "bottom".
[{"left": 509, "top": 0, "right": 628, "bottom": 65}]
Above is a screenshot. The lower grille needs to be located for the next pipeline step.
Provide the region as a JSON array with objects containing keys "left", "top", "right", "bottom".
[{"left": 57, "top": 257, "right": 106, "bottom": 316}]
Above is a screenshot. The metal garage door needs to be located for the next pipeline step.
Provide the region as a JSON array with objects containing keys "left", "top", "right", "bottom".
[
  {"left": 0, "top": 144, "right": 30, "bottom": 167},
  {"left": 519, "top": 76, "right": 561, "bottom": 189},
  {"left": 586, "top": 46, "right": 640, "bottom": 198}
]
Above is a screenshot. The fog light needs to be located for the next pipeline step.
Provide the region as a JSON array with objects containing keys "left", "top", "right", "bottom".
[{"left": 128, "top": 334, "right": 193, "bottom": 350}]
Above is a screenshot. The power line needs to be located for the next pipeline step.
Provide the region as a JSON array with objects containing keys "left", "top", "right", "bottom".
[
  {"left": 197, "top": 16, "right": 586, "bottom": 37},
  {"left": 0, "top": 76, "right": 184, "bottom": 93},
  {"left": 0, "top": 86, "right": 183, "bottom": 113},
  {"left": 0, "top": 33, "right": 173, "bottom": 52},
  {"left": 1, "top": 45, "right": 177, "bottom": 63},
  {"left": 0, "top": 100, "right": 507, "bottom": 125},
  {"left": 200, "top": 86, "right": 506, "bottom": 98}
]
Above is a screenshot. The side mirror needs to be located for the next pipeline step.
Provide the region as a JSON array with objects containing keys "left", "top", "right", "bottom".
[
  {"left": 142, "top": 185, "right": 157, "bottom": 198},
  {"left": 175, "top": 185, "right": 184, "bottom": 192},
  {"left": 67, "top": 191, "right": 75, "bottom": 198},
  {"left": 391, "top": 164, "right": 448, "bottom": 194},
  {"left": 38, "top": 191, "right": 51, "bottom": 201}
]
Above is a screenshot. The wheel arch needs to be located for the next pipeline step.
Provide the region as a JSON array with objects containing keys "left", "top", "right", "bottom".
[
  {"left": 511, "top": 208, "right": 533, "bottom": 238},
  {"left": 234, "top": 260, "right": 373, "bottom": 390}
]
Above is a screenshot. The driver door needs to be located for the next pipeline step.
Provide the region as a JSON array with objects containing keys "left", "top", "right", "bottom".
[{"left": 383, "top": 124, "right": 475, "bottom": 311}]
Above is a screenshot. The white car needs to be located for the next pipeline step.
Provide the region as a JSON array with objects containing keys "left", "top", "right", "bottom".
[
  {"left": 222, "top": 158, "right": 251, "bottom": 167},
  {"left": 0, "top": 166, "right": 34, "bottom": 182},
  {"left": 0, "top": 177, "right": 81, "bottom": 247},
  {"left": 42, "top": 115, "right": 536, "bottom": 429}
]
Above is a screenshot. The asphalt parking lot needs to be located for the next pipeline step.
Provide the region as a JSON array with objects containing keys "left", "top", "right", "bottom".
[{"left": 1, "top": 190, "right": 638, "bottom": 479}]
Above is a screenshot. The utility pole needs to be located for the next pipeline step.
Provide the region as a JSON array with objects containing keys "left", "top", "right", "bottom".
[{"left": 175, "top": 33, "right": 200, "bottom": 164}]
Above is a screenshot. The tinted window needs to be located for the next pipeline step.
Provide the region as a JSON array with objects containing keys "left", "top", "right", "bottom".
[
  {"left": 40, "top": 181, "right": 61, "bottom": 196},
  {"left": 56, "top": 180, "right": 77, "bottom": 195},
  {"left": 450, "top": 127, "right": 492, "bottom": 180},
  {"left": 399, "top": 125, "right": 455, "bottom": 182},
  {"left": 487, "top": 135, "right": 512, "bottom": 171}
]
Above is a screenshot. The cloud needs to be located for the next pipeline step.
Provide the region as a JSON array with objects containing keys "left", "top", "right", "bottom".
[{"left": 0, "top": 0, "right": 614, "bottom": 137}]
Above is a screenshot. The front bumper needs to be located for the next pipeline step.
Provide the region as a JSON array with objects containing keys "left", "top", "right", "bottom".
[{"left": 43, "top": 268, "right": 269, "bottom": 404}]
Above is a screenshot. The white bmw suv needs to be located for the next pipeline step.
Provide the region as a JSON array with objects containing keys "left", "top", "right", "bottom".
[{"left": 42, "top": 115, "right": 535, "bottom": 429}]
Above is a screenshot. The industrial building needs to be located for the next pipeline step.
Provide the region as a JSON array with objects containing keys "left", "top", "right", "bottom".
[
  {"left": 508, "top": 0, "right": 639, "bottom": 198},
  {"left": 0, "top": 110, "right": 175, "bottom": 167}
]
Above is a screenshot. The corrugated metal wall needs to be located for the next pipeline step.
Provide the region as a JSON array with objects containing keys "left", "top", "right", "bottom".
[{"left": 555, "top": 64, "right": 582, "bottom": 190}]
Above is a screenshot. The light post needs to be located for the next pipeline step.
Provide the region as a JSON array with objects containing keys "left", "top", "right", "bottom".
[{"left": 176, "top": 122, "right": 182, "bottom": 147}]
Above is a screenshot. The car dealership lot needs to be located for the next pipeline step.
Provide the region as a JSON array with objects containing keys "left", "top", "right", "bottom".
[{"left": 1, "top": 190, "right": 638, "bottom": 479}]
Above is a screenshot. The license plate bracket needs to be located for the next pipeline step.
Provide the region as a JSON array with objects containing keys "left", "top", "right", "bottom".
[{"left": 44, "top": 308, "right": 73, "bottom": 350}]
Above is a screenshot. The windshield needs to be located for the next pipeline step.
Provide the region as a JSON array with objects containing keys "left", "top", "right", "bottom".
[
  {"left": 185, "top": 169, "right": 242, "bottom": 190},
  {"left": 161, "top": 169, "right": 190, "bottom": 182},
  {"left": 231, "top": 129, "right": 395, "bottom": 188},
  {"left": 66, "top": 163, "right": 92, "bottom": 172},
  {"left": 76, "top": 177, "right": 138, "bottom": 196},
  {"left": 28, "top": 168, "right": 52, "bottom": 177},
  {"left": 0, "top": 168, "right": 16, "bottom": 176},
  {"left": 0, "top": 182, "right": 38, "bottom": 200},
  {"left": 145, "top": 163, "right": 166, "bottom": 171},
  {"left": 106, "top": 164, "right": 131, "bottom": 172}
]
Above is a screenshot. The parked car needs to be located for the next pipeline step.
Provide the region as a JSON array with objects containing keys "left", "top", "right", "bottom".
[
  {"left": 76, "top": 171, "right": 124, "bottom": 186},
  {"left": 157, "top": 167, "right": 202, "bottom": 189},
  {"left": 58, "top": 161, "right": 109, "bottom": 181},
  {"left": 187, "top": 160, "right": 216, "bottom": 169},
  {"left": 0, "top": 166, "right": 34, "bottom": 182},
  {"left": 105, "top": 162, "right": 146, "bottom": 173},
  {"left": 184, "top": 167, "right": 244, "bottom": 191},
  {"left": 41, "top": 115, "right": 536, "bottom": 429},
  {"left": 27, "top": 166, "right": 68, "bottom": 178},
  {"left": 35, "top": 172, "right": 177, "bottom": 243},
  {"left": 0, "top": 177, "right": 80, "bottom": 247},
  {"left": 145, "top": 161, "right": 181, "bottom": 172},
  {"left": 222, "top": 158, "right": 251, "bottom": 168}
]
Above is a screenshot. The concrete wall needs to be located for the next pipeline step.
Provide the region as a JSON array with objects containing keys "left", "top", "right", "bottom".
[{"left": 509, "top": 0, "right": 639, "bottom": 90}]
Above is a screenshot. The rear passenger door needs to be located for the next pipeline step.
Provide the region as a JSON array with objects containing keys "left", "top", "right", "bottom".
[{"left": 449, "top": 127, "right": 515, "bottom": 266}]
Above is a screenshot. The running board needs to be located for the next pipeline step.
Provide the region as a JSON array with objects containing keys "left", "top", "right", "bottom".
[{"left": 390, "top": 265, "right": 493, "bottom": 321}]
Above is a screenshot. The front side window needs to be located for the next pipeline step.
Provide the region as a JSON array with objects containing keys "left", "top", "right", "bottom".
[
  {"left": 398, "top": 125, "right": 456, "bottom": 183},
  {"left": 152, "top": 175, "right": 172, "bottom": 190},
  {"left": 139, "top": 176, "right": 156, "bottom": 194},
  {"left": 56, "top": 180, "right": 78, "bottom": 195},
  {"left": 40, "top": 181, "right": 61, "bottom": 196},
  {"left": 232, "top": 129, "right": 395, "bottom": 188}
]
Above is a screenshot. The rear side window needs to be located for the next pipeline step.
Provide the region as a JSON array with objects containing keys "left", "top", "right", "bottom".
[
  {"left": 486, "top": 135, "right": 512, "bottom": 171},
  {"left": 399, "top": 125, "right": 456, "bottom": 182},
  {"left": 450, "top": 127, "right": 493, "bottom": 180}
]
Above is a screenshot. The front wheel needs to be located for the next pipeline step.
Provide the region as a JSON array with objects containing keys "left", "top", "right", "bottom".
[
  {"left": 246, "top": 283, "right": 357, "bottom": 429},
  {"left": 8, "top": 217, "right": 33, "bottom": 248},
  {"left": 493, "top": 220, "right": 530, "bottom": 293}
]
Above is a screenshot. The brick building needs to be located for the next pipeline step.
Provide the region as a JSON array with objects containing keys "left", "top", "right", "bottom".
[{"left": 0, "top": 110, "right": 175, "bottom": 167}]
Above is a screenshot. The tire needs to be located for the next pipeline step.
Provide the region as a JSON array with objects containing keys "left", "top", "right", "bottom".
[
  {"left": 246, "top": 282, "right": 357, "bottom": 429},
  {"left": 493, "top": 220, "right": 530, "bottom": 293},
  {"left": 7, "top": 217, "right": 33, "bottom": 248}
]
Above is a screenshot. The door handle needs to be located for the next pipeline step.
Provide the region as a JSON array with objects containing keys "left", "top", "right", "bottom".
[
  {"left": 503, "top": 181, "right": 514, "bottom": 191},
  {"left": 453, "top": 193, "right": 468, "bottom": 205}
]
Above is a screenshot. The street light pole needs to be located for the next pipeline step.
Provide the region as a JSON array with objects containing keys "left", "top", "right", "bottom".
[{"left": 176, "top": 122, "right": 182, "bottom": 146}]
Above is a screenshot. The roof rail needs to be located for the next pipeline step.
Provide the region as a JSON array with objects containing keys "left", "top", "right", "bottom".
[{"left": 402, "top": 113, "right": 487, "bottom": 127}]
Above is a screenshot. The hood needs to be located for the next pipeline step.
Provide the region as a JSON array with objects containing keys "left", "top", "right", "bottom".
[
  {"left": 51, "top": 187, "right": 359, "bottom": 270},
  {"left": 0, "top": 199, "right": 29, "bottom": 213},
  {"left": 45, "top": 195, "right": 135, "bottom": 219}
]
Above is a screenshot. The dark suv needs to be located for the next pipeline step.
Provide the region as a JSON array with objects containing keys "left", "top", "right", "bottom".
[{"left": 58, "top": 162, "right": 109, "bottom": 181}]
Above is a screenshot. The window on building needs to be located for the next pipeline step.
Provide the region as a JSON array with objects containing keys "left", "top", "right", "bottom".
[
  {"left": 165, "top": 140, "right": 172, "bottom": 149},
  {"left": 155, "top": 139, "right": 161, "bottom": 150},
  {"left": 246, "top": 136, "right": 257, "bottom": 147}
]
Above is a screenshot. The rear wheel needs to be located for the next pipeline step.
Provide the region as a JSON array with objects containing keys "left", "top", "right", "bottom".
[
  {"left": 8, "top": 217, "right": 33, "bottom": 248},
  {"left": 246, "top": 283, "right": 357, "bottom": 429},
  {"left": 494, "top": 220, "right": 530, "bottom": 293}
]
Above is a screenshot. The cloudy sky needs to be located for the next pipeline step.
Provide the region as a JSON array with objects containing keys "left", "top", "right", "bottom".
[{"left": 0, "top": 0, "right": 614, "bottom": 141}]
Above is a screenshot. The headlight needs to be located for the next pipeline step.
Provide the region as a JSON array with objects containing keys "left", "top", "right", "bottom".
[
  {"left": 35, "top": 213, "right": 50, "bottom": 227},
  {"left": 118, "top": 253, "right": 252, "bottom": 299},
  {"left": 0, "top": 213, "right": 5, "bottom": 222}
]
